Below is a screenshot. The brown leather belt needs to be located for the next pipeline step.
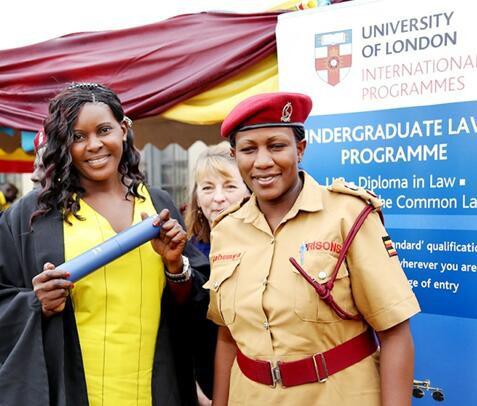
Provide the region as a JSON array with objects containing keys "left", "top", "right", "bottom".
[{"left": 236, "top": 329, "right": 378, "bottom": 388}]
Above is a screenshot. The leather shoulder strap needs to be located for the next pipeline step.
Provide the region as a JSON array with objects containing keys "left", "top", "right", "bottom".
[{"left": 327, "top": 204, "right": 376, "bottom": 290}]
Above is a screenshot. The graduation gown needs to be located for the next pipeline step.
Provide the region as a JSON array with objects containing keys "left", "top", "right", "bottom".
[{"left": 0, "top": 187, "right": 209, "bottom": 406}]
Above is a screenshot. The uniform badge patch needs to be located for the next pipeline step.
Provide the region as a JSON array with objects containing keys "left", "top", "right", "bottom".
[
  {"left": 382, "top": 236, "right": 397, "bottom": 257},
  {"left": 211, "top": 252, "right": 242, "bottom": 263},
  {"left": 298, "top": 240, "right": 342, "bottom": 265}
]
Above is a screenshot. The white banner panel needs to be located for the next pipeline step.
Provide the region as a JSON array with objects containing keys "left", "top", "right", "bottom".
[{"left": 278, "top": 0, "right": 477, "bottom": 115}]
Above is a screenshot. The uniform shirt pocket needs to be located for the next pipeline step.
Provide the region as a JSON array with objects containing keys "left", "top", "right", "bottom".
[
  {"left": 293, "top": 252, "right": 359, "bottom": 323},
  {"left": 204, "top": 255, "right": 242, "bottom": 325}
]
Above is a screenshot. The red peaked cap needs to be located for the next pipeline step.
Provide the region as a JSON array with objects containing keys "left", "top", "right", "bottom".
[
  {"left": 33, "top": 128, "right": 47, "bottom": 152},
  {"left": 220, "top": 92, "right": 313, "bottom": 139}
]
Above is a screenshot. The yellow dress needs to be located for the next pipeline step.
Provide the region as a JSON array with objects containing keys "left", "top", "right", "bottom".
[
  {"left": 66, "top": 188, "right": 165, "bottom": 406},
  {"left": 0, "top": 191, "right": 9, "bottom": 211}
]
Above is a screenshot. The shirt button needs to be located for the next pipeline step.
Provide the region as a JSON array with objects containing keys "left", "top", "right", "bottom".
[
  {"left": 318, "top": 271, "right": 327, "bottom": 280},
  {"left": 270, "top": 238, "right": 275, "bottom": 245},
  {"left": 262, "top": 278, "right": 268, "bottom": 287},
  {"left": 213, "top": 281, "right": 220, "bottom": 290},
  {"left": 263, "top": 320, "right": 270, "bottom": 330}
]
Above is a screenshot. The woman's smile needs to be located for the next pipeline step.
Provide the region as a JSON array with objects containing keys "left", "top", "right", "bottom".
[
  {"left": 84, "top": 154, "right": 111, "bottom": 167},
  {"left": 252, "top": 173, "right": 280, "bottom": 187}
]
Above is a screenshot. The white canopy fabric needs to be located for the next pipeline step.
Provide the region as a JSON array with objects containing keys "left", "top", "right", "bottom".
[{"left": 1, "top": 0, "right": 281, "bottom": 50}]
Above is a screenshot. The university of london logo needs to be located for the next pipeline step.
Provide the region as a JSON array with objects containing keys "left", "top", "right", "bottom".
[{"left": 315, "top": 29, "right": 352, "bottom": 86}]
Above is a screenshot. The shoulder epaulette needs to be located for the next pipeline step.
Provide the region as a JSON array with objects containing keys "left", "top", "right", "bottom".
[
  {"left": 328, "top": 178, "right": 382, "bottom": 209},
  {"left": 212, "top": 196, "right": 250, "bottom": 227}
]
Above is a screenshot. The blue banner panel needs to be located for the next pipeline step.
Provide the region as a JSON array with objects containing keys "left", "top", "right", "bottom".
[
  {"left": 391, "top": 229, "right": 477, "bottom": 318},
  {"left": 304, "top": 100, "right": 477, "bottom": 216},
  {"left": 412, "top": 313, "right": 477, "bottom": 405}
]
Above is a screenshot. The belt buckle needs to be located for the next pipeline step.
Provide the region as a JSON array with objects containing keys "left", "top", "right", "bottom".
[
  {"left": 269, "top": 361, "right": 282, "bottom": 388},
  {"left": 312, "top": 353, "right": 329, "bottom": 383}
]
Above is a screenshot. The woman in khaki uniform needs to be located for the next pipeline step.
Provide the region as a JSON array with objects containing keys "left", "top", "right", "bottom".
[{"left": 205, "top": 92, "right": 420, "bottom": 406}]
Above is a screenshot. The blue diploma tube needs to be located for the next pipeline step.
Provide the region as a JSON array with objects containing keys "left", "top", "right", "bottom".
[{"left": 59, "top": 215, "right": 161, "bottom": 282}]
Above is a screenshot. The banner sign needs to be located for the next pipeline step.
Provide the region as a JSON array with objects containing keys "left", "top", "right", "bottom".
[{"left": 277, "top": 0, "right": 477, "bottom": 403}]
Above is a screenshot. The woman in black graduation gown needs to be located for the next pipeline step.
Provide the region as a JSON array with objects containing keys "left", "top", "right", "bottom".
[{"left": 0, "top": 83, "right": 209, "bottom": 406}]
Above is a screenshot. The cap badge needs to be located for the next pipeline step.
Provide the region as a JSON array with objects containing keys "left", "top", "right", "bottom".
[{"left": 281, "top": 102, "right": 293, "bottom": 123}]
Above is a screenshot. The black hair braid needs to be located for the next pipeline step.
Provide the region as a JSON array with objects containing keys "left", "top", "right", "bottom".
[
  {"left": 31, "top": 83, "right": 145, "bottom": 225},
  {"left": 118, "top": 129, "right": 145, "bottom": 201}
]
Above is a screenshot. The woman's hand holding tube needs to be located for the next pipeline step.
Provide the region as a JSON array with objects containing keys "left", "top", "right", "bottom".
[
  {"left": 32, "top": 262, "right": 74, "bottom": 318},
  {"left": 142, "top": 209, "right": 187, "bottom": 274}
]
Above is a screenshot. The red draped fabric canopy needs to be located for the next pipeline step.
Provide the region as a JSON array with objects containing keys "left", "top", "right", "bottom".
[{"left": 0, "top": 11, "right": 280, "bottom": 132}]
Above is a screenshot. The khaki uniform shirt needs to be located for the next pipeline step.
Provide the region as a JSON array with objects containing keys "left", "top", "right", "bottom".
[{"left": 205, "top": 172, "right": 420, "bottom": 406}]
